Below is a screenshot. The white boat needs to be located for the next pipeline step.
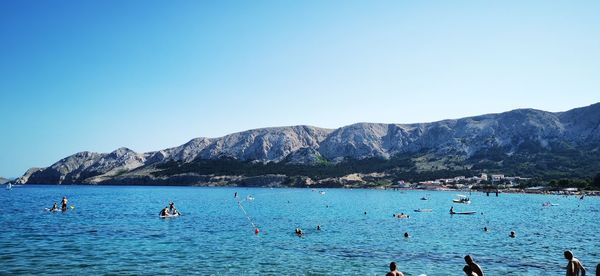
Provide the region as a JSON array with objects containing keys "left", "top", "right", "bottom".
[
  {"left": 5, "top": 183, "right": 12, "bottom": 190},
  {"left": 452, "top": 195, "right": 471, "bottom": 204}
]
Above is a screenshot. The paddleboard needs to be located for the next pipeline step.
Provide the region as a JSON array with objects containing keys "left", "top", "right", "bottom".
[
  {"left": 160, "top": 213, "right": 180, "bottom": 218},
  {"left": 451, "top": 211, "right": 476, "bottom": 215}
]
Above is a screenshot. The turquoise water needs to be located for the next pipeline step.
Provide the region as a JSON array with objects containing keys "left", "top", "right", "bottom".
[{"left": 1, "top": 185, "right": 598, "bottom": 275}]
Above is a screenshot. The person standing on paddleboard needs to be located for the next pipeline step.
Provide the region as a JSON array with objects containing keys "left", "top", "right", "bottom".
[{"left": 61, "top": 197, "right": 68, "bottom": 211}]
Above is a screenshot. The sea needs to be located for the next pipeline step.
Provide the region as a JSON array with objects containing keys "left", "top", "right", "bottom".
[{"left": 1, "top": 185, "right": 598, "bottom": 275}]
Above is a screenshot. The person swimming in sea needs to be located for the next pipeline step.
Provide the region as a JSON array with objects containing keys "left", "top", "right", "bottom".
[
  {"left": 464, "top": 255, "right": 484, "bottom": 276},
  {"left": 403, "top": 232, "right": 409, "bottom": 238},
  {"left": 396, "top": 213, "right": 409, "bottom": 219},
  {"left": 159, "top": 207, "right": 170, "bottom": 217},
  {"left": 61, "top": 196, "right": 68, "bottom": 211},
  {"left": 509, "top": 231, "right": 516, "bottom": 238},
  {"left": 386, "top": 261, "right": 404, "bottom": 276},
  {"left": 463, "top": 265, "right": 477, "bottom": 276},
  {"left": 295, "top": 228, "right": 303, "bottom": 237},
  {"left": 564, "top": 250, "right": 586, "bottom": 276}
]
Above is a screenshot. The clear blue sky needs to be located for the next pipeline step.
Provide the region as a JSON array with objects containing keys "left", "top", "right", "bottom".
[{"left": 1, "top": 0, "right": 599, "bottom": 177}]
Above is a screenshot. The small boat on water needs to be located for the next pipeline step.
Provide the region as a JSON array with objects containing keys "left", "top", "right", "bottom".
[
  {"left": 319, "top": 191, "right": 326, "bottom": 195},
  {"left": 414, "top": 208, "right": 432, "bottom": 212},
  {"left": 542, "top": 202, "right": 559, "bottom": 207},
  {"left": 420, "top": 196, "right": 429, "bottom": 200},
  {"left": 452, "top": 195, "right": 471, "bottom": 204},
  {"left": 5, "top": 183, "right": 12, "bottom": 190}
]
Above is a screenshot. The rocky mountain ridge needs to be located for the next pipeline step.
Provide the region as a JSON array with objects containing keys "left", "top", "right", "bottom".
[{"left": 15, "top": 102, "right": 600, "bottom": 185}]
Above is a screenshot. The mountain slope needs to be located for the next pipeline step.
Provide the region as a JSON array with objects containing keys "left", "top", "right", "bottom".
[{"left": 15, "top": 103, "right": 600, "bottom": 185}]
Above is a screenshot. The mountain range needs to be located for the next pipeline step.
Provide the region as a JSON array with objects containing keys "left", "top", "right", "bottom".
[{"left": 15, "top": 103, "right": 600, "bottom": 187}]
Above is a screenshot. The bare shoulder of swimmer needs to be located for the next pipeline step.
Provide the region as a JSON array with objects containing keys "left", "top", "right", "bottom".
[
  {"left": 574, "top": 259, "right": 586, "bottom": 273},
  {"left": 472, "top": 263, "right": 484, "bottom": 276}
]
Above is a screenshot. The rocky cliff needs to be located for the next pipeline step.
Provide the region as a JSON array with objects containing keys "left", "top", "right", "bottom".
[{"left": 15, "top": 103, "right": 600, "bottom": 185}]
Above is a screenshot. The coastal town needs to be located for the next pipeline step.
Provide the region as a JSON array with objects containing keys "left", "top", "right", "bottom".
[
  {"left": 396, "top": 173, "right": 530, "bottom": 190},
  {"left": 391, "top": 173, "right": 599, "bottom": 196}
]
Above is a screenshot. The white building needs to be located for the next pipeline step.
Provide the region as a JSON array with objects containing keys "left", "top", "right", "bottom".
[{"left": 491, "top": 174, "right": 504, "bottom": 181}]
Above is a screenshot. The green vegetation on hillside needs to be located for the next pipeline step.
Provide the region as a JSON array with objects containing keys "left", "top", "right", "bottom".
[{"left": 151, "top": 142, "right": 600, "bottom": 190}]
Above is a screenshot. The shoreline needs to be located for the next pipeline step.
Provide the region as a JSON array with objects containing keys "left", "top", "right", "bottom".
[{"left": 12, "top": 182, "right": 600, "bottom": 196}]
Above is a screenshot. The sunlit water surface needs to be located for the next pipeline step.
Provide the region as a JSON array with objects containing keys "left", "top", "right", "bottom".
[{"left": 1, "top": 185, "right": 598, "bottom": 275}]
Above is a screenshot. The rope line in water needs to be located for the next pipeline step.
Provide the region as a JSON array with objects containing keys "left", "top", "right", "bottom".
[{"left": 236, "top": 198, "right": 257, "bottom": 230}]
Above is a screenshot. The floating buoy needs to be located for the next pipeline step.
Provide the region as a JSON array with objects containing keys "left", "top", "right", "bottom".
[{"left": 255, "top": 228, "right": 260, "bottom": 235}]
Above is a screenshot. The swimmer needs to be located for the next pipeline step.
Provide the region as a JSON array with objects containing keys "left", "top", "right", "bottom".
[
  {"left": 396, "top": 213, "right": 409, "bottom": 219},
  {"left": 564, "top": 250, "right": 586, "bottom": 276},
  {"left": 316, "top": 225, "right": 321, "bottom": 231},
  {"left": 484, "top": 227, "right": 488, "bottom": 232},
  {"left": 464, "top": 255, "right": 484, "bottom": 276},
  {"left": 403, "top": 232, "right": 409, "bottom": 238},
  {"left": 509, "top": 231, "right": 516, "bottom": 238},
  {"left": 386, "top": 261, "right": 405, "bottom": 276},
  {"left": 159, "top": 207, "right": 170, "bottom": 217},
  {"left": 463, "top": 265, "right": 477, "bottom": 276}
]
